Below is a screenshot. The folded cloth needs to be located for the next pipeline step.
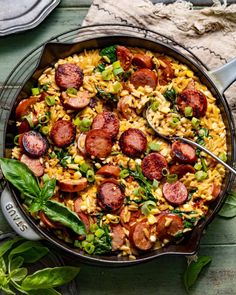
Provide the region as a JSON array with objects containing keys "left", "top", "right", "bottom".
[{"left": 83, "top": 0, "right": 236, "bottom": 124}]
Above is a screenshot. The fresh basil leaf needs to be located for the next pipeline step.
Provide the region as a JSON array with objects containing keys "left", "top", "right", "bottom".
[
  {"left": 1, "top": 285, "right": 16, "bottom": 295},
  {"left": 0, "top": 237, "right": 23, "bottom": 258},
  {"left": 10, "top": 268, "right": 28, "bottom": 282},
  {"left": 21, "top": 266, "right": 80, "bottom": 290},
  {"left": 183, "top": 256, "right": 212, "bottom": 291},
  {"left": 43, "top": 200, "right": 86, "bottom": 235},
  {"left": 0, "top": 158, "right": 40, "bottom": 199},
  {"left": 218, "top": 192, "right": 236, "bottom": 218},
  {"left": 0, "top": 256, "right": 6, "bottom": 273},
  {"left": 8, "top": 241, "right": 45, "bottom": 262},
  {"left": 21, "top": 247, "right": 49, "bottom": 264},
  {"left": 9, "top": 257, "right": 24, "bottom": 273},
  {"left": 40, "top": 179, "right": 56, "bottom": 202},
  {"left": 28, "top": 288, "right": 61, "bottom": 295},
  {"left": 28, "top": 201, "right": 42, "bottom": 213}
]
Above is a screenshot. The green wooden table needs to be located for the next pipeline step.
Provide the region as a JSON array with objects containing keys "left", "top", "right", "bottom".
[{"left": 0, "top": 1, "right": 236, "bottom": 294}]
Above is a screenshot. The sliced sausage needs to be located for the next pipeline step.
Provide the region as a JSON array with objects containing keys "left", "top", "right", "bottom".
[
  {"left": 97, "top": 179, "right": 124, "bottom": 211},
  {"left": 130, "top": 220, "right": 154, "bottom": 251},
  {"left": 18, "top": 120, "right": 31, "bottom": 134},
  {"left": 15, "top": 97, "right": 38, "bottom": 120},
  {"left": 172, "top": 141, "right": 197, "bottom": 164},
  {"left": 158, "top": 57, "right": 174, "bottom": 85},
  {"left": 85, "top": 129, "right": 113, "bottom": 159},
  {"left": 169, "top": 164, "right": 195, "bottom": 178},
  {"left": 61, "top": 90, "right": 90, "bottom": 110},
  {"left": 110, "top": 224, "right": 125, "bottom": 251},
  {"left": 77, "top": 212, "right": 90, "bottom": 232},
  {"left": 91, "top": 111, "right": 120, "bottom": 139},
  {"left": 51, "top": 120, "right": 76, "bottom": 148},
  {"left": 156, "top": 213, "right": 183, "bottom": 240},
  {"left": 22, "top": 131, "right": 47, "bottom": 158},
  {"left": 116, "top": 46, "right": 133, "bottom": 71},
  {"left": 120, "top": 207, "right": 141, "bottom": 230},
  {"left": 55, "top": 63, "right": 83, "bottom": 89},
  {"left": 209, "top": 182, "right": 221, "bottom": 202},
  {"left": 132, "top": 54, "right": 153, "bottom": 69},
  {"left": 163, "top": 181, "right": 188, "bottom": 205},
  {"left": 141, "top": 152, "right": 167, "bottom": 180},
  {"left": 58, "top": 178, "right": 88, "bottom": 192},
  {"left": 96, "top": 164, "right": 121, "bottom": 178},
  {"left": 20, "top": 154, "right": 44, "bottom": 177},
  {"left": 74, "top": 197, "right": 83, "bottom": 213},
  {"left": 130, "top": 69, "right": 157, "bottom": 89},
  {"left": 176, "top": 89, "right": 207, "bottom": 118},
  {"left": 39, "top": 211, "right": 60, "bottom": 229},
  {"left": 119, "top": 128, "right": 147, "bottom": 158}
]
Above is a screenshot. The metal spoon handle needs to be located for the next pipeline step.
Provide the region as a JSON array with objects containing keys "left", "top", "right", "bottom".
[{"left": 175, "top": 137, "right": 236, "bottom": 175}]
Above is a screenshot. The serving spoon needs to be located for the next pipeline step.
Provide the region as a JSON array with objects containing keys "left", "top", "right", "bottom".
[{"left": 145, "top": 108, "right": 236, "bottom": 176}]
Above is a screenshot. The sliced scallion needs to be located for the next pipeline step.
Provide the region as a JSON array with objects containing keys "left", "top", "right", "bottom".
[
  {"left": 13, "top": 135, "right": 20, "bottom": 146},
  {"left": 152, "top": 179, "right": 159, "bottom": 188},
  {"left": 66, "top": 87, "right": 77, "bottom": 95},
  {"left": 170, "top": 117, "right": 180, "bottom": 127},
  {"left": 84, "top": 243, "right": 95, "bottom": 254},
  {"left": 219, "top": 152, "right": 227, "bottom": 162},
  {"left": 102, "top": 66, "right": 113, "bottom": 81},
  {"left": 41, "top": 126, "right": 49, "bottom": 135},
  {"left": 80, "top": 162, "right": 90, "bottom": 174},
  {"left": 119, "top": 169, "right": 130, "bottom": 179},
  {"left": 79, "top": 118, "right": 91, "bottom": 132},
  {"left": 86, "top": 169, "right": 95, "bottom": 183},
  {"left": 194, "top": 163, "right": 202, "bottom": 171},
  {"left": 200, "top": 157, "right": 208, "bottom": 172},
  {"left": 191, "top": 117, "right": 200, "bottom": 129},
  {"left": 198, "top": 128, "right": 209, "bottom": 138},
  {"left": 31, "top": 88, "right": 40, "bottom": 96},
  {"left": 112, "top": 81, "right": 123, "bottom": 93},
  {"left": 162, "top": 167, "right": 169, "bottom": 176},
  {"left": 95, "top": 228, "right": 105, "bottom": 238},
  {"left": 148, "top": 142, "right": 160, "bottom": 152},
  {"left": 141, "top": 200, "right": 156, "bottom": 216},
  {"left": 184, "top": 106, "right": 193, "bottom": 117},
  {"left": 22, "top": 113, "right": 34, "bottom": 128},
  {"left": 195, "top": 171, "right": 208, "bottom": 181},
  {"left": 73, "top": 117, "right": 81, "bottom": 126},
  {"left": 39, "top": 114, "right": 50, "bottom": 124},
  {"left": 166, "top": 174, "right": 178, "bottom": 183},
  {"left": 45, "top": 95, "right": 56, "bottom": 106},
  {"left": 150, "top": 101, "right": 159, "bottom": 112}
]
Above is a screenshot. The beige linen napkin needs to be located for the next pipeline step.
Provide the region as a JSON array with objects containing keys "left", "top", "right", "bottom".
[{"left": 83, "top": 0, "right": 236, "bottom": 120}]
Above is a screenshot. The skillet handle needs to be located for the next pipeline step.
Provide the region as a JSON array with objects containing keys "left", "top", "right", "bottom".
[
  {"left": 208, "top": 58, "right": 236, "bottom": 94},
  {"left": 1, "top": 186, "right": 42, "bottom": 241}
]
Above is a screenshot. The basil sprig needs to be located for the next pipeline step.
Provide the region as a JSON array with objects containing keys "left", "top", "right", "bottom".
[
  {"left": 218, "top": 191, "right": 236, "bottom": 218},
  {"left": 0, "top": 237, "right": 80, "bottom": 295},
  {"left": 0, "top": 158, "right": 85, "bottom": 235},
  {"left": 183, "top": 256, "right": 212, "bottom": 292}
]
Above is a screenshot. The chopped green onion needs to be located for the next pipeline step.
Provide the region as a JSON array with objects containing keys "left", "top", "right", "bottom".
[
  {"left": 141, "top": 200, "right": 156, "bottom": 216},
  {"left": 113, "top": 67, "right": 124, "bottom": 76},
  {"left": 184, "top": 106, "right": 193, "bottom": 117},
  {"left": 22, "top": 113, "right": 34, "bottom": 128},
  {"left": 148, "top": 142, "right": 160, "bottom": 152},
  {"left": 90, "top": 223, "right": 98, "bottom": 233},
  {"left": 170, "top": 117, "right": 180, "bottom": 127},
  {"left": 166, "top": 174, "right": 178, "bottom": 183},
  {"left": 150, "top": 101, "right": 159, "bottom": 112},
  {"left": 80, "top": 162, "right": 90, "bottom": 174},
  {"left": 41, "top": 126, "right": 49, "bottom": 135},
  {"left": 39, "top": 114, "right": 49, "bottom": 124},
  {"left": 84, "top": 243, "right": 95, "bottom": 254},
  {"left": 73, "top": 117, "right": 81, "bottom": 126},
  {"left": 41, "top": 83, "right": 49, "bottom": 91},
  {"left": 95, "top": 64, "right": 106, "bottom": 72},
  {"left": 79, "top": 118, "right": 92, "bottom": 132},
  {"left": 119, "top": 169, "right": 130, "bottom": 179},
  {"left": 152, "top": 179, "right": 159, "bottom": 188},
  {"left": 14, "top": 135, "right": 20, "bottom": 146},
  {"left": 191, "top": 117, "right": 200, "bottom": 129},
  {"left": 195, "top": 171, "right": 208, "bottom": 181},
  {"left": 95, "top": 228, "right": 105, "bottom": 238},
  {"left": 194, "top": 163, "right": 202, "bottom": 171},
  {"left": 133, "top": 188, "right": 139, "bottom": 196},
  {"left": 45, "top": 95, "right": 56, "bottom": 106},
  {"left": 86, "top": 169, "right": 95, "bottom": 183},
  {"left": 198, "top": 128, "right": 209, "bottom": 138},
  {"left": 112, "top": 81, "right": 123, "bottom": 93},
  {"left": 112, "top": 60, "right": 121, "bottom": 69},
  {"left": 162, "top": 168, "right": 169, "bottom": 176},
  {"left": 201, "top": 157, "right": 208, "bottom": 172},
  {"left": 86, "top": 234, "right": 95, "bottom": 242},
  {"left": 219, "top": 152, "right": 227, "bottom": 162},
  {"left": 102, "top": 66, "right": 113, "bottom": 81},
  {"left": 42, "top": 174, "right": 50, "bottom": 183},
  {"left": 31, "top": 88, "right": 40, "bottom": 96},
  {"left": 112, "top": 60, "right": 124, "bottom": 76},
  {"left": 66, "top": 87, "right": 77, "bottom": 95}
]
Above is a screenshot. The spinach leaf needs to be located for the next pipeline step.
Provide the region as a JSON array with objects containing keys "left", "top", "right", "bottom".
[
  {"left": 94, "top": 63, "right": 106, "bottom": 72},
  {"left": 43, "top": 200, "right": 86, "bottom": 235},
  {"left": 183, "top": 256, "right": 212, "bottom": 292},
  {"left": 21, "top": 266, "right": 80, "bottom": 290},
  {"left": 93, "top": 225, "right": 112, "bottom": 255},
  {"left": 10, "top": 268, "right": 28, "bottom": 282},
  {"left": 100, "top": 45, "right": 117, "bottom": 63},
  {"left": 0, "top": 158, "right": 40, "bottom": 199},
  {"left": 218, "top": 191, "right": 236, "bottom": 218}
]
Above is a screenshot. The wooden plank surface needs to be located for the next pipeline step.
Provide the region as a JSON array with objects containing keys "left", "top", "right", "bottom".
[{"left": 0, "top": 1, "right": 236, "bottom": 294}]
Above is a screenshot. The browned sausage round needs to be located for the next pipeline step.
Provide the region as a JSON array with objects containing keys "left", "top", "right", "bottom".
[
  {"left": 130, "top": 220, "right": 154, "bottom": 251},
  {"left": 110, "top": 224, "right": 125, "bottom": 251},
  {"left": 15, "top": 97, "right": 38, "bottom": 120},
  {"left": 39, "top": 211, "right": 61, "bottom": 229},
  {"left": 20, "top": 154, "right": 44, "bottom": 177},
  {"left": 158, "top": 57, "right": 174, "bottom": 85},
  {"left": 169, "top": 164, "right": 195, "bottom": 178},
  {"left": 163, "top": 181, "right": 188, "bottom": 205},
  {"left": 85, "top": 129, "right": 113, "bottom": 159},
  {"left": 91, "top": 111, "right": 120, "bottom": 139},
  {"left": 61, "top": 90, "right": 90, "bottom": 110},
  {"left": 18, "top": 120, "right": 31, "bottom": 134},
  {"left": 119, "top": 128, "right": 147, "bottom": 158},
  {"left": 97, "top": 179, "right": 124, "bottom": 211},
  {"left": 209, "top": 182, "right": 221, "bottom": 202},
  {"left": 172, "top": 141, "right": 197, "bottom": 164},
  {"left": 130, "top": 69, "right": 157, "bottom": 89},
  {"left": 22, "top": 131, "right": 47, "bottom": 158},
  {"left": 120, "top": 207, "right": 141, "bottom": 230},
  {"left": 132, "top": 54, "right": 153, "bottom": 69},
  {"left": 58, "top": 178, "right": 88, "bottom": 192},
  {"left": 116, "top": 46, "right": 133, "bottom": 71},
  {"left": 74, "top": 197, "right": 83, "bottom": 213},
  {"left": 96, "top": 164, "right": 121, "bottom": 178},
  {"left": 77, "top": 212, "right": 90, "bottom": 232},
  {"left": 156, "top": 213, "right": 183, "bottom": 240},
  {"left": 176, "top": 89, "right": 207, "bottom": 118},
  {"left": 51, "top": 120, "right": 76, "bottom": 148},
  {"left": 55, "top": 63, "right": 83, "bottom": 89},
  {"left": 141, "top": 152, "right": 168, "bottom": 180}
]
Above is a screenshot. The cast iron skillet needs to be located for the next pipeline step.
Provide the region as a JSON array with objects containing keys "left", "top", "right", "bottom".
[{"left": 1, "top": 35, "right": 236, "bottom": 266}]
